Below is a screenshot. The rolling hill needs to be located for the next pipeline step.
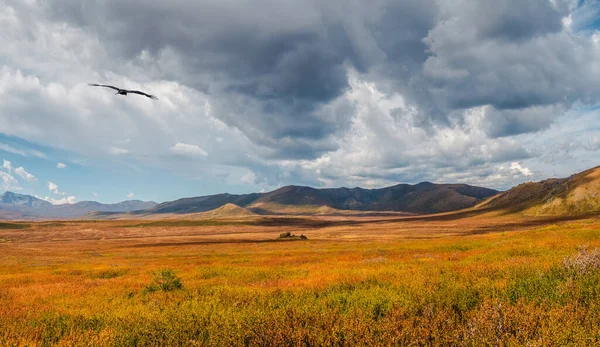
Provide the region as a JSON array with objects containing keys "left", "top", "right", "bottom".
[
  {"left": 147, "top": 193, "right": 262, "bottom": 214},
  {"left": 181, "top": 203, "right": 257, "bottom": 219},
  {"left": 477, "top": 165, "right": 600, "bottom": 216}
]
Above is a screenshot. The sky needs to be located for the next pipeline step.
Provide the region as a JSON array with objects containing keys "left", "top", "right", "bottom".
[{"left": 2, "top": 0, "right": 600, "bottom": 204}]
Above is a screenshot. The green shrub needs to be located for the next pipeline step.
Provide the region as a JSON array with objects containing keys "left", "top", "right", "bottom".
[{"left": 144, "top": 269, "right": 183, "bottom": 293}]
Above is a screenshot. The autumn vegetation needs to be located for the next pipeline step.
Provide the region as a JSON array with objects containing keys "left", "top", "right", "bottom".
[{"left": 1, "top": 213, "right": 600, "bottom": 346}]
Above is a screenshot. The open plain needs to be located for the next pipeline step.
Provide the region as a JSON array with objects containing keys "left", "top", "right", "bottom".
[{"left": 2, "top": 212, "right": 600, "bottom": 346}]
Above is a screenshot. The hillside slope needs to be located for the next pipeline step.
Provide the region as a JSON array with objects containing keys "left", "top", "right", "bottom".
[{"left": 478, "top": 166, "right": 600, "bottom": 216}]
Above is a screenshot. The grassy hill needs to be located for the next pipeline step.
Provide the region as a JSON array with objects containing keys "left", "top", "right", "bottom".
[
  {"left": 479, "top": 165, "right": 600, "bottom": 216},
  {"left": 182, "top": 203, "right": 257, "bottom": 219}
]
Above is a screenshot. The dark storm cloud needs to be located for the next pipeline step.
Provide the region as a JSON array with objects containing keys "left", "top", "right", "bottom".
[
  {"left": 48, "top": 0, "right": 359, "bottom": 102},
  {"left": 454, "top": 0, "right": 566, "bottom": 42},
  {"left": 401, "top": 0, "right": 600, "bottom": 137},
  {"left": 44, "top": 0, "right": 441, "bottom": 158},
  {"left": 422, "top": 32, "right": 595, "bottom": 112},
  {"left": 484, "top": 105, "right": 563, "bottom": 138}
]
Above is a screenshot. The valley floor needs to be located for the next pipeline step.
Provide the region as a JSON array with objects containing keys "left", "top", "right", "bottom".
[{"left": 1, "top": 212, "right": 600, "bottom": 346}]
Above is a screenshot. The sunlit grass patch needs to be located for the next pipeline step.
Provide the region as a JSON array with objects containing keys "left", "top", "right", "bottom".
[{"left": 31, "top": 312, "right": 106, "bottom": 346}]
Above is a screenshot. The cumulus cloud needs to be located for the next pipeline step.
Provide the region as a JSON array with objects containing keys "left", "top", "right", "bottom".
[
  {"left": 169, "top": 143, "right": 208, "bottom": 157},
  {"left": 127, "top": 192, "right": 135, "bottom": 199},
  {"left": 0, "top": 171, "right": 20, "bottom": 192},
  {"left": 510, "top": 162, "right": 534, "bottom": 177},
  {"left": 14, "top": 167, "right": 36, "bottom": 182},
  {"left": 56, "top": 162, "right": 66, "bottom": 169},
  {"left": 0, "top": 0, "right": 599, "bottom": 194},
  {"left": 2, "top": 160, "right": 12, "bottom": 173},
  {"left": 48, "top": 181, "right": 59, "bottom": 195},
  {"left": 44, "top": 181, "right": 76, "bottom": 204},
  {"left": 36, "top": 195, "right": 77, "bottom": 205},
  {"left": 1, "top": 160, "right": 36, "bottom": 185}
]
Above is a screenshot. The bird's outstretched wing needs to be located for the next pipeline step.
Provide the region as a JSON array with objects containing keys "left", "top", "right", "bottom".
[
  {"left": 127, "top": 90, "right": 159, "bottom": 100},
  {"left": 88, "top": 83, "right": 121, "bottom": 91}
]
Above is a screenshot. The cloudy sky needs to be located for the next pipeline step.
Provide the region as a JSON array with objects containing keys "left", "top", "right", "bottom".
[{"left": 1, "top": 0, "right": 600, "bottom": 204}]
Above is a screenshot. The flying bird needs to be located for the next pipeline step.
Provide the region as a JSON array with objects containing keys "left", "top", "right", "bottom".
[{"left": 88, "top": 83, "right": 158, "bottom": 100}]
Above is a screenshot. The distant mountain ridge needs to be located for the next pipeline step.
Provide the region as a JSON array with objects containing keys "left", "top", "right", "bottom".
[
  {"left": 146, "top": 182, "right": 500, "bottom": 216},
  {"left": 0, "top": 191, "right": 52, "bottom": 208},
  {"left": 0, "top": 192, "right": 157, "bottom": 219}
]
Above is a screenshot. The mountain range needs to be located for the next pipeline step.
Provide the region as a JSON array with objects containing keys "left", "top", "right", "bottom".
[
  {"left": 0, "top": 182, "right": 499, "bottom": 220},
  {"left": 147, "top": 182, "right": 500, "bottom": 215},
  {"left": 0, "top": 192, "right": 156, "bottom": 219},
  {"left": 5, "top": 165, "right": 600, "bottom": 220}
]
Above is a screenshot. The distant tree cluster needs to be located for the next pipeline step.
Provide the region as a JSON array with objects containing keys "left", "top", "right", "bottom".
[{"left": 278, "top": 232, "right": 307, "bottom": 240}]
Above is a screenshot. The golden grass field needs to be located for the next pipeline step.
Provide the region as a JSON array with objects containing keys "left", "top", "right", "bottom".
[{"left": 2, "top": 211, "right": 600, "bottom": 346}]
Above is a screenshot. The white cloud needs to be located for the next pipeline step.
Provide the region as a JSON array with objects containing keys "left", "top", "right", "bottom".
[
  {"left": 0, "top": 145, "right": 27, "bottom": 158},
  {"left": 285, "top": 75, "right": 535, "bottom": 190},
  {"left": 0, "top": 171, "right": 20, "bottom": 191},
  {"left": 48, "top": 181, "right": 60, "bottom": 195},
  {"left": 109, "top": 147, "right": 129, "bottom": 155},
  {"left": 42, "top": 181, "right": 76, "bottom": 204},
  {"left": 510, "top": 162, "right": 533, "bottom": 177},
  {"left": 56, "top": 162, "right": 66, "bottom": 169},
  {"left": 0, "top": 144, "right": 46, "bottom": 158},
  {"left": 31, "top": 150, "right": 47, "bottom": 159},
  {"left": 36, "top": 195, "right": 77, "bottom": 205},
  {"left": 127, "top": 192, "right": 135, "bottom": 199},
  {"left": 3, "top": 160, "right": 12, "bottom": 172},
  {"left": 169, "top": 143, "right": 208, "bottom": 157},
  {"left": 14, "top": 167, "right": 36, "bottom": 182},
  {"left": 1, "top": 160, "right": 35, "bottom": 184},
  {"left": 92, "top": 192, "right": 100, "bottom": 197},
  {"left": 562, "top": 15, "right": 573, "bottom": 30},
  {"left": 240, "top": 170, "right": 257, "bottom": 185}
]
